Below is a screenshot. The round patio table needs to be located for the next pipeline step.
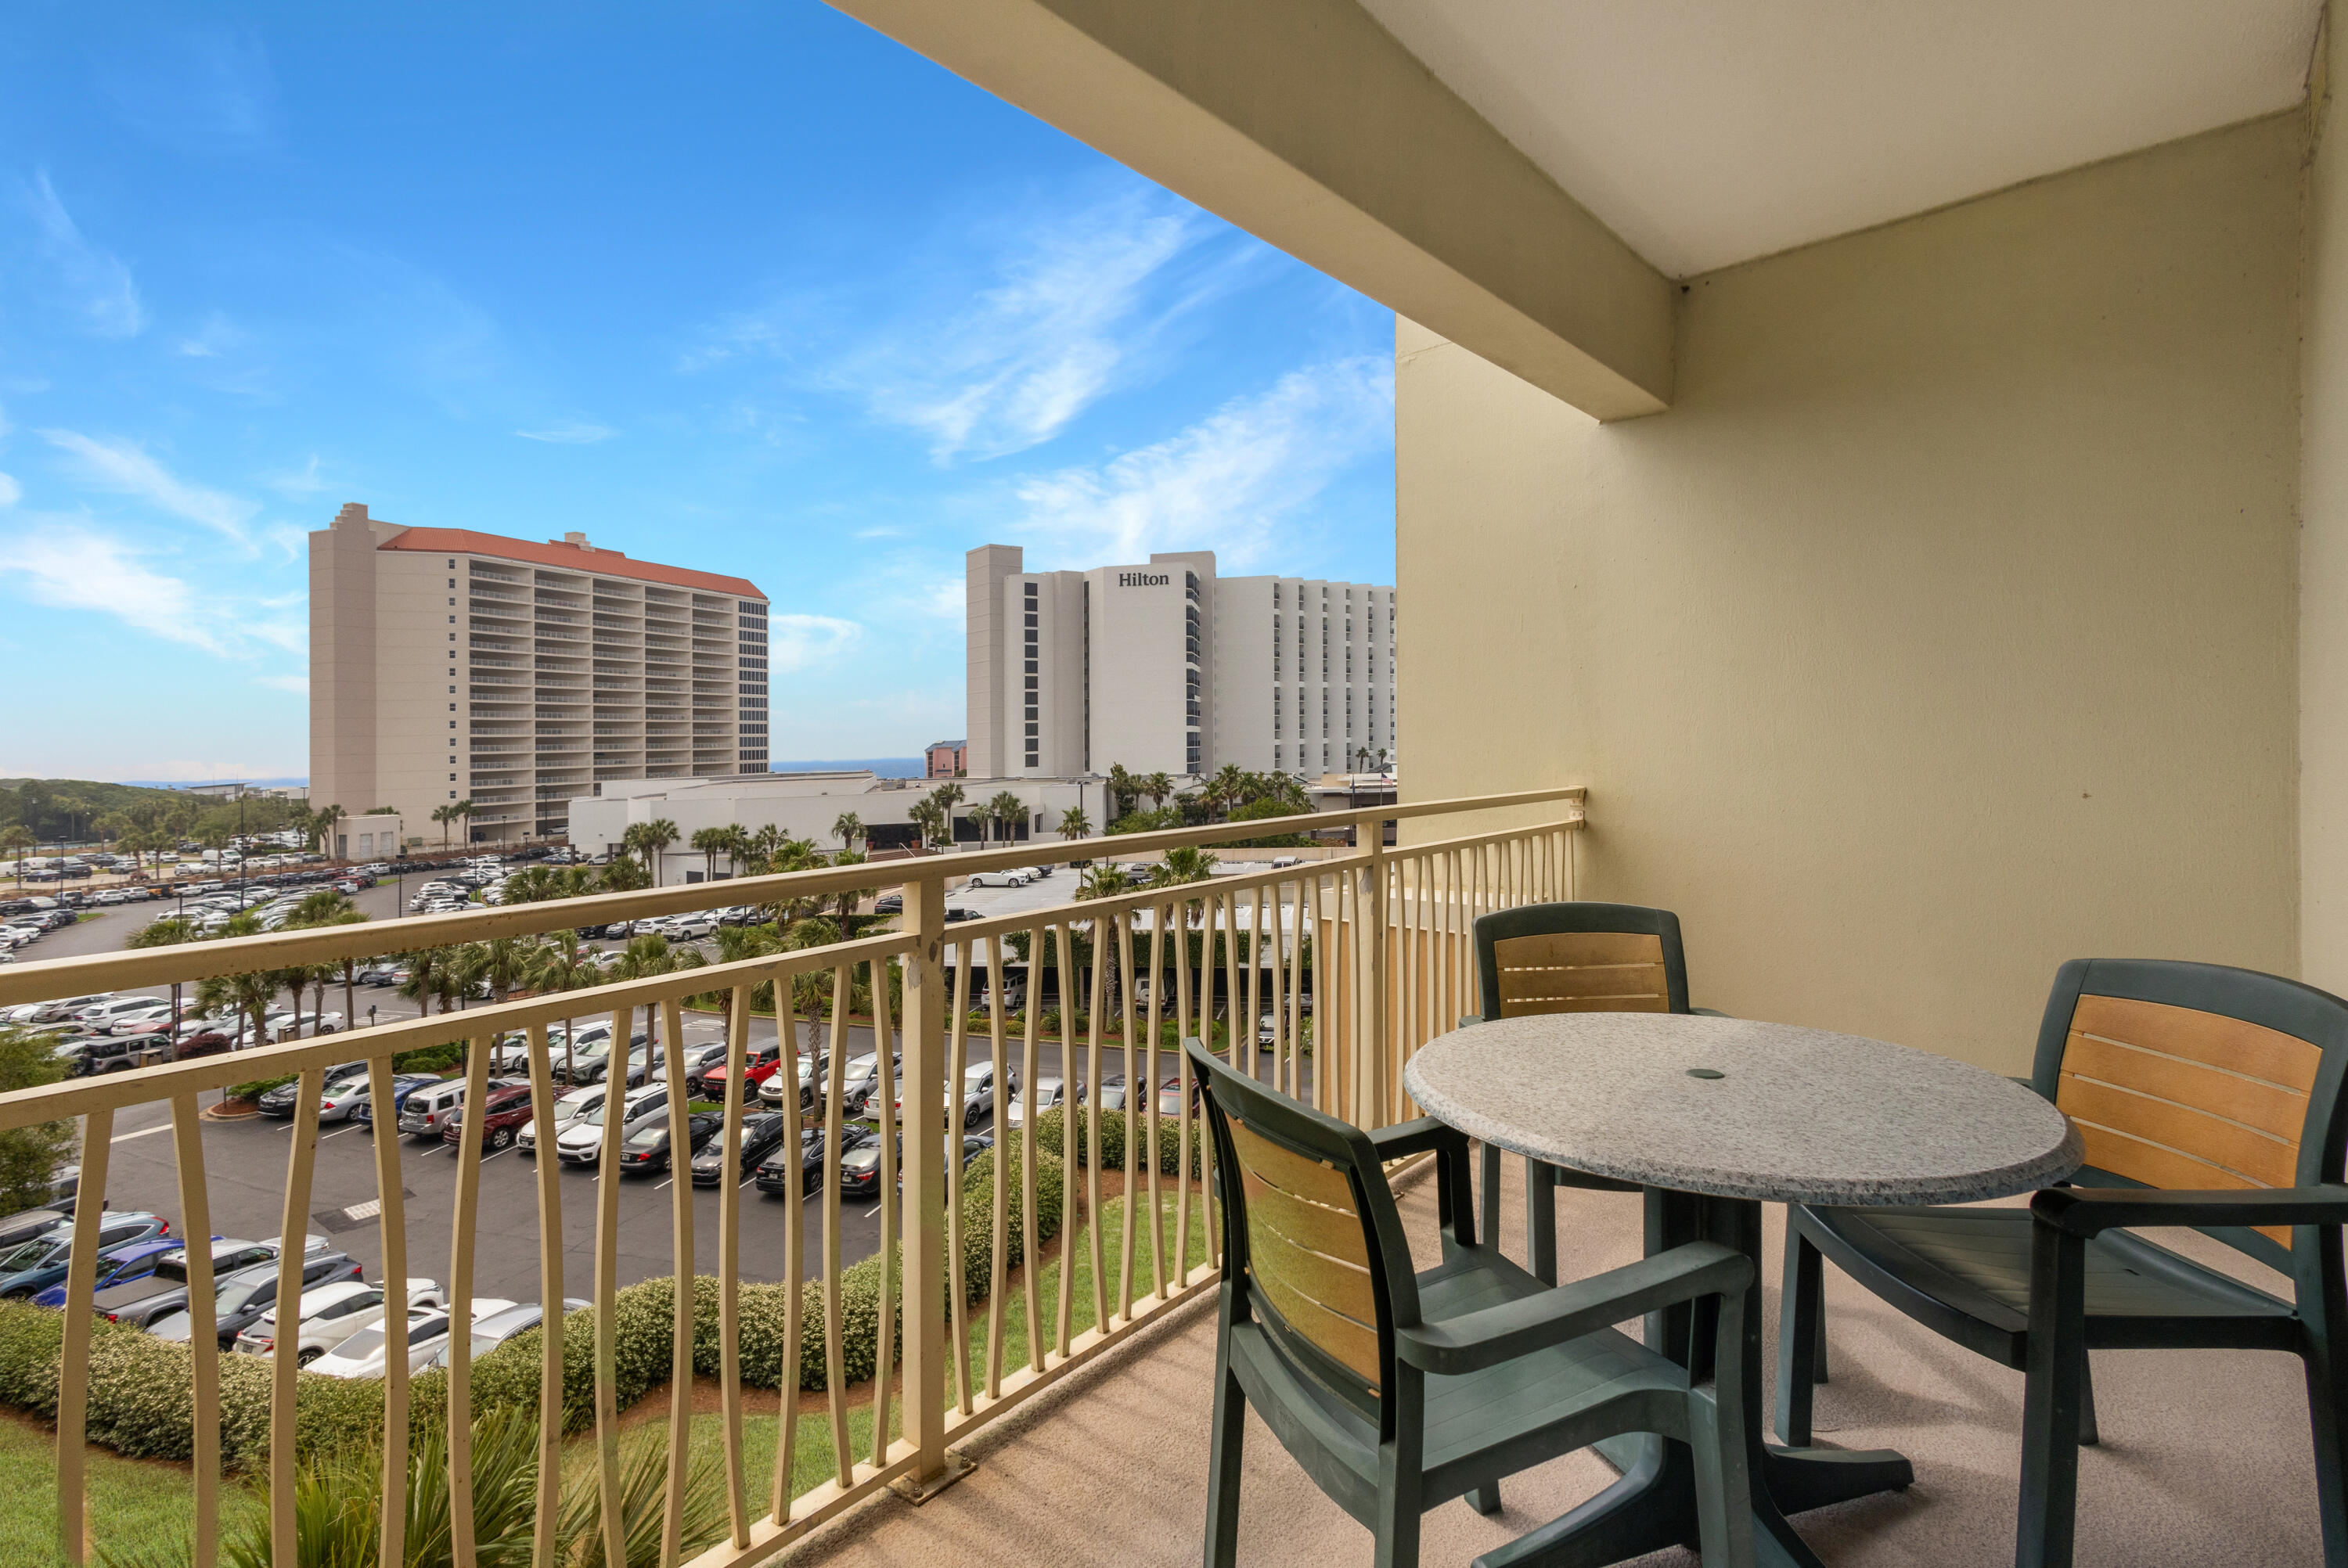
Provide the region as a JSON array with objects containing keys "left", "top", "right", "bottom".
[{"left": 1403, "top": 1012, "right": 2081, "bottom": 1568}]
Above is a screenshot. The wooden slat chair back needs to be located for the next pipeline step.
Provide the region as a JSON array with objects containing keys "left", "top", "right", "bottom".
[
  {"left": 1470, "top": 903, "right": 1694, "bottom": 1278},
  {"left": 1477, "top": 902, "right": 1690, "bottom": 1020},
  {"left": 2038, "top": 978, "right": 2330, "bottom": 1262}
]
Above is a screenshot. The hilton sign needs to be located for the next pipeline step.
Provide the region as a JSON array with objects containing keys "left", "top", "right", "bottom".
[{"left": 1116, "top": 572, "right": 1171, "bottom": 588}]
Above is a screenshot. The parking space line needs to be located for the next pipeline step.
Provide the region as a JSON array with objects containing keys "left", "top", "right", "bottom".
[{"left": 109, "top": 1124, "right": 174, "bottom": 1144}]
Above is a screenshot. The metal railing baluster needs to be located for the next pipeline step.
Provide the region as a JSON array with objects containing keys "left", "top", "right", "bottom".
[
  {"left": 718, "top": 987, "right": 751, "bottom": 1549},
  {"left": 660, "top": 997, "right": 693, "bottom": 1568},
  {"left": 169, "top": 1094, "right": 220, "bottom": 1568},
  {"left": 56, "top": 1105, "right": 112, "bottom": 1568},
  {"left": 520, "top": 1026, "right": 560, "bottom": 1568},
  {"left": 448, "top": 1032, "right": 493, "bottom": 1568}
]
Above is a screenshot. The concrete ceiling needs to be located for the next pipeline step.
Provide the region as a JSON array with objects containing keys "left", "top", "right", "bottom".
[{"left": 1356, "top": 0, "right": 2324, "bottom": 278}]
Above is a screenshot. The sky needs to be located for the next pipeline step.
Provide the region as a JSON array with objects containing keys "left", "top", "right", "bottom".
[{"left": 0, "top": 2, "right": 1397, "bottom": 782}]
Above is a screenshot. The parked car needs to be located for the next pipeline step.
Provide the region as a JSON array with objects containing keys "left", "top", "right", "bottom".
[
  {"left": 835, "top": 1052, "right": 900, "bottom": 1116},
  {"left": 28, "top": 1235, "right": 195, "bottom": 1307},
  {"left": 616, "top": 1111, "right": 722, "bottom": 1174},
  {"left": 873, "top": 894, "right": 903, "bottom": 916},
  {"left": 0, "top": 1212, "right": 171, "bottom": 1299},
  {"left": 309, "top": 1296, "right": 518, "bottom": 1379},
  {"left": 558, "top": 1032, "right": 655, "bottom": 1086},
  {"left": 755, "top": 1127, "right": 861, "bottom": 1199},
  {"left": 349, "top": 1073, "right": 442, "bottom": 1127},
  {"left": 962, "top": 869, "right": 1029, "bottom": 889},
  {"left": 235, "top": 1278, "right": 445, "bottom": 1365},
  {"left": 663, "top": 913, "right": 717, "bottom": 940},
  {"left": 841, "top": 1135, "right": 987, "bottom": 1199},
  {"left": 758, "top": 1052, "right": 830, "bottom": 1113},
  {"left": 1157, "top": 1075, "right": 1200, "bottom": 1117},
  {"left": 144, "top": 1250, "right": 366, "bottom": 1347},
  {"left": 95, "top": 1237, "right": 319, "bottom": 1329},
  {"left": 396, "top": 1079, "right": 470, "bottom": 1139},
  {"left": 423, "top": 1298, "right": 589, "bottom": 1368},
  {"left": 688, "top": 1111, "right": 794, "bottom": 1185},
  {"left": 554, "top": 1087, "right": 671, "bottom": 1165},
  {"left": 441, "top": 1082, "right": 534, "bottom": 1153},
  {"left": 690, "top": 1041, "right": 783, "bottom": 1101},
  {"left": 518, "top": 1084, "right": 607, "bottom": 1155},
  {"left": 1007, "top": 1076, "right": 1064, "bottom": 1129},
  {"left": 257, "top": 1064, "right": 369, "bottom": 1120},
  {"left": 668, "top": 1041, "right": 732, "bottom": 1083}
]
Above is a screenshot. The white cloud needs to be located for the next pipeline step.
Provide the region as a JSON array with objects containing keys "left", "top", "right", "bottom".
[
  {"left": 254, "top": 674, "right": 308, "bottom": 695},
  {"left": 920, "top": 580, "right": 962, "bottom": 620},
  {"left": 515, "top": 423, "right": 616, "bottom": 444},
  {"left": 41, "top": 430, "right": 257, "bottom": 545},
  {"left": 0, "top": 525, "right": 221, "bottom": 653},
  {"left": 768, "top": 614, "right": 864, "bottom": 673},
  {"left": 686, "top": 188, "right": 1243, "bottom": 462},
  {"left": 1011, "top": 358, "right": 1394, "bottom": 567},
  {"left": 263, "top": 455, "right": 333, "bottom": 497},
  {"left": 24, "top": 173, "right": 146, "bottom": 340},
  {"left": 0, "top": 473, "right": 19, "bottom": 507}
]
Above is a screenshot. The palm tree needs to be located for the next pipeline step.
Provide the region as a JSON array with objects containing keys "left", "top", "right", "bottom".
[
  {"left": 607, "top": 934, "right": 681, "bottom": 1052},
  {"left": 432, "top": 804, "right": 461, "bottom": 850},
  {"left": 2, "top": 826, "right": 33, "bottom": 883},
  {"left": 636, "top": 818, "right": 679, "bottom": 886},
  {"left": 1151, "top": 845, "right": 1220, "bottom": 887},
  {"left": 908, "top": 800, "right": 946, "bottom": 852},
  {"left": 528, "top": 933, "right": 603, "bottom": 1083},
  {"left": 690, "top": 825, "right": 734, "bottom": 883},
  {"left": 1208, "top": 764, "right": 1248, "bottom": 822},
  {"left": 709, "top": 923, "right": 780, "bottom": 1033},
  {"left": 398, "top": 949, "right": 456, "bottom": 1016},
  {"left": 778, "top": 915, "right": 844, "bottom": 1056},
  {"left": 986, "top": 791, "right": 1025, "bottom": 848},
  {"left": 828, "top": 850, "right": 870, "bottom": 930},
  {"left": 1056, "top": 804, "right": 1093, "bottom": 842},
  {"left": 289, "top": 890, "right": 367, "bottom": 1028},
  {"left": 1142, "top": 771, "right": 1174, "bottom": 811},
  {"left": 312, "top": 803, "right": 348, "bottom": 858},
  {"left": 196, "top": 966, "right": 280, "bottom": 1056},
  {"left": 128, "top": 915, "right": 201, "bottom": 1055},
  {"left": 598, "top": 853, "right": 651, "bottom": 893},
  {"left": 831, "top": 811, "right": 864, "bottom": 855},
  {"left": 1106, "top": 764, "right": 1138, "bottom": 819},
  {"left": 1078, "top": 864, "right": 1128, "bottom": 902}
]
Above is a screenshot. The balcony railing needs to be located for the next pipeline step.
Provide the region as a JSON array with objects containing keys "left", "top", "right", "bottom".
[{"left": 0, "top": 786, "right": 1581, "bottom": 1568}]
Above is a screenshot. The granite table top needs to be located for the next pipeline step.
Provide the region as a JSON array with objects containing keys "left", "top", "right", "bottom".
[{"left": 1402, "top": 1012, "right": 2083, "bottom": 1207}]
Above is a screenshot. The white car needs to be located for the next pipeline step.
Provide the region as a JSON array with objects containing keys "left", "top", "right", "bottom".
[
  {"left": 664, "top": 914, "right": 716, "bottom": 940},
  {"left": 517, "top": 1084, "right": 607, "bottom": 1154},
  {"left": 308, "top": 1296, "right": 517, "bottom": 1379},
  {"left": 554, "top": 1086, "right": 672, "bottom": 1165},
  {"left": 234, "top": 1278, "right": 445, "bottom": 1365},
  {"left": 962, "top": 869, "right": 1030, "bottom": 889}
]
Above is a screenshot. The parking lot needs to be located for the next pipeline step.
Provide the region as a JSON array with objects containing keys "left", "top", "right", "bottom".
[{"left": 12, "top": 855, "right": 1307, "bottom": 1306}]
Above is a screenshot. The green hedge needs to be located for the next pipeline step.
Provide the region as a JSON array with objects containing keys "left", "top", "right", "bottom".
[
  {"left": 1032, "top": 1104, "right": 1207, "bottom": 1180},
  {"left": 0, "top": 1143, "right": 1064, "bottom": 1467}
]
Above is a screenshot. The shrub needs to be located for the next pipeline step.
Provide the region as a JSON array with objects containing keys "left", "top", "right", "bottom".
[{"left": 1033, "top": 1105, "right": 1205, "bottom": 1179}]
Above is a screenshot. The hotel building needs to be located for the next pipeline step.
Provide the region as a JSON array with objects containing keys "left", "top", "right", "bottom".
[
  {"left": 310, "top": 504, "right": 769, "bottom": 845},
  {"left": 966, "top": 544, "right": 1395, "bottom": 782}
]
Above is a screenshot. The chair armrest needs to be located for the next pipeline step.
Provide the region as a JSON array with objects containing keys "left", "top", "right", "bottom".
[
  {"left": 1690, "top": 1008, "right": 1730, "bottom": 1018},
  {"left": 1368, "top": 1117, "right": 1468, "bottom": 1162},
  {"left": 1457, "top": 1014, "right": 1483, "bottom": 1030},
  {"left": 2032, "top": 1184, "right": 2348, "bottom": 1239},
  {"left": 1395, "top": 1241, "right": 1752, "bottom": 1376}
]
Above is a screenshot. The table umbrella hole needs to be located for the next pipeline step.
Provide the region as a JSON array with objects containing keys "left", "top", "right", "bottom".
[{"left": 1686, "top": 1067, "right": 1726, "bottom": 1081}]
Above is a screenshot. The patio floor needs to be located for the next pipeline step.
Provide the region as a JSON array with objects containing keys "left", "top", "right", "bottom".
[{"left": 773, "top": 1154, "right": 2322, "bottom": 1567}]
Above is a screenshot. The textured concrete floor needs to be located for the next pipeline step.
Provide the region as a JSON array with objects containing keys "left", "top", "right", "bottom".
[{"left": 774, "top": 1156, "right": 2322, "bottom": 1568}]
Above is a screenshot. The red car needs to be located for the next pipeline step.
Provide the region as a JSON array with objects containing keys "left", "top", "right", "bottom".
[
  {"left": 690, "top": 1043, "right": 783, "bottom": 1101},
  {"left": 442, "top": 1083, "right": 534, "bottom": 1153}
]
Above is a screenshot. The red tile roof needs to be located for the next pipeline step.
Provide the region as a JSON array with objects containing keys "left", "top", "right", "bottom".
[{"left": 380, "top": 527, "right": 763, "bottom": 599}]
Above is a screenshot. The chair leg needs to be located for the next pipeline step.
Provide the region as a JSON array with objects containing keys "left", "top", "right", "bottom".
[
  {"left": 1205, "top": 1330, "right": 1246, "bottom": 1568},
  {"left": 2302, "top": 1340, "right": 2348, "bottom": 1564},
  {"left": 2017, "top": 1219, "right": 2090, "bottom": 1568},
  {"left": 1466, "top": 1481, "right": 1501, "bottom": 1516},
  {"left": 1691, "top": 1282, "right": 1757, "bottom": 1568},
  {"left": 2077, "top": 1352, "right": 2098, "bottom": 1448},
  {"left": 1525, "top": 1156, "right": 1558, "bottom": 1285},
  {"left": 1775, "top": 1225, "right": 1824, "bottom": 1445}
]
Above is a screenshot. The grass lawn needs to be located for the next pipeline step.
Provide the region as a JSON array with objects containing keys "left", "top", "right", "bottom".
[{"left": 12, "top": 1190, "right": 1214, "bottom": 1562}]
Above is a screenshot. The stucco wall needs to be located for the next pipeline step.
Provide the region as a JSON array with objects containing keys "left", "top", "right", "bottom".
[
  {"left": 1398, "top": 113, "right": 2305, "bottom": 1073},
  {"left": 2307, "top": 12, "right": 2348, "bottom": 997}
]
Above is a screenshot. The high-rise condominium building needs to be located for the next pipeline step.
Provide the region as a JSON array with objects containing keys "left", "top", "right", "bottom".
[
  {"left": 966, "top": 544, "right": 1395, "bottom": 781},
  {"left": 311, "top": 504, "right": 769, "bottom": 845}
]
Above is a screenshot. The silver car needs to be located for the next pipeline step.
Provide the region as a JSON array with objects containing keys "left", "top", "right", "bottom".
[
  {"left": 554, "top": 1086, "right": 670, "bottom": 1165},
  {"left": 518, "top": 1084, "right": 606, "bottom": 1155}
]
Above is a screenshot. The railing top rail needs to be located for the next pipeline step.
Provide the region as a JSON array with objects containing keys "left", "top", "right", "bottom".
[
  {"left": 0, "top": 785, "right": 1583, "bottom": 1006},
  {"left": 0, "top": 929, "right": 914, "bottom": 1132}
]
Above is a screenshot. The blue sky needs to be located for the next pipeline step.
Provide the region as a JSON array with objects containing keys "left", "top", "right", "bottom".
[{"left": 0, "top": 2, "right": 1396, "bottom": 782}]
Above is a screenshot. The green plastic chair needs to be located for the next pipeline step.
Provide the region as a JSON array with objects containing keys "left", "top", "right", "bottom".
[
  {"left": 1777, "top": 958, "right": 2348, "bottom": 1568},
  {"left": 1189, "top": 1039, "right": 1757, "bottom": 1568},
  {"left": 1464, "top": 902, "right": 1712, "bottom": 1282}
]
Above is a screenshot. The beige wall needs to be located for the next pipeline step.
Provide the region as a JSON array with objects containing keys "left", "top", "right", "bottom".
[
  {"left": 2307, "top": 9, "right": 2348, "bottom": 997},
  {"left": 1399, "top": 113, "right": 2305, "bottom": 1074}
]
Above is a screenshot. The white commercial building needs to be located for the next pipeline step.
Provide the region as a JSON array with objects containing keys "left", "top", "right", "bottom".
[
  {"left": 966, "top": 545, "right": 1395, "bottom": 782},
  {"left": 567, "top": 771, "right": 1100, "bottom": 879}
]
